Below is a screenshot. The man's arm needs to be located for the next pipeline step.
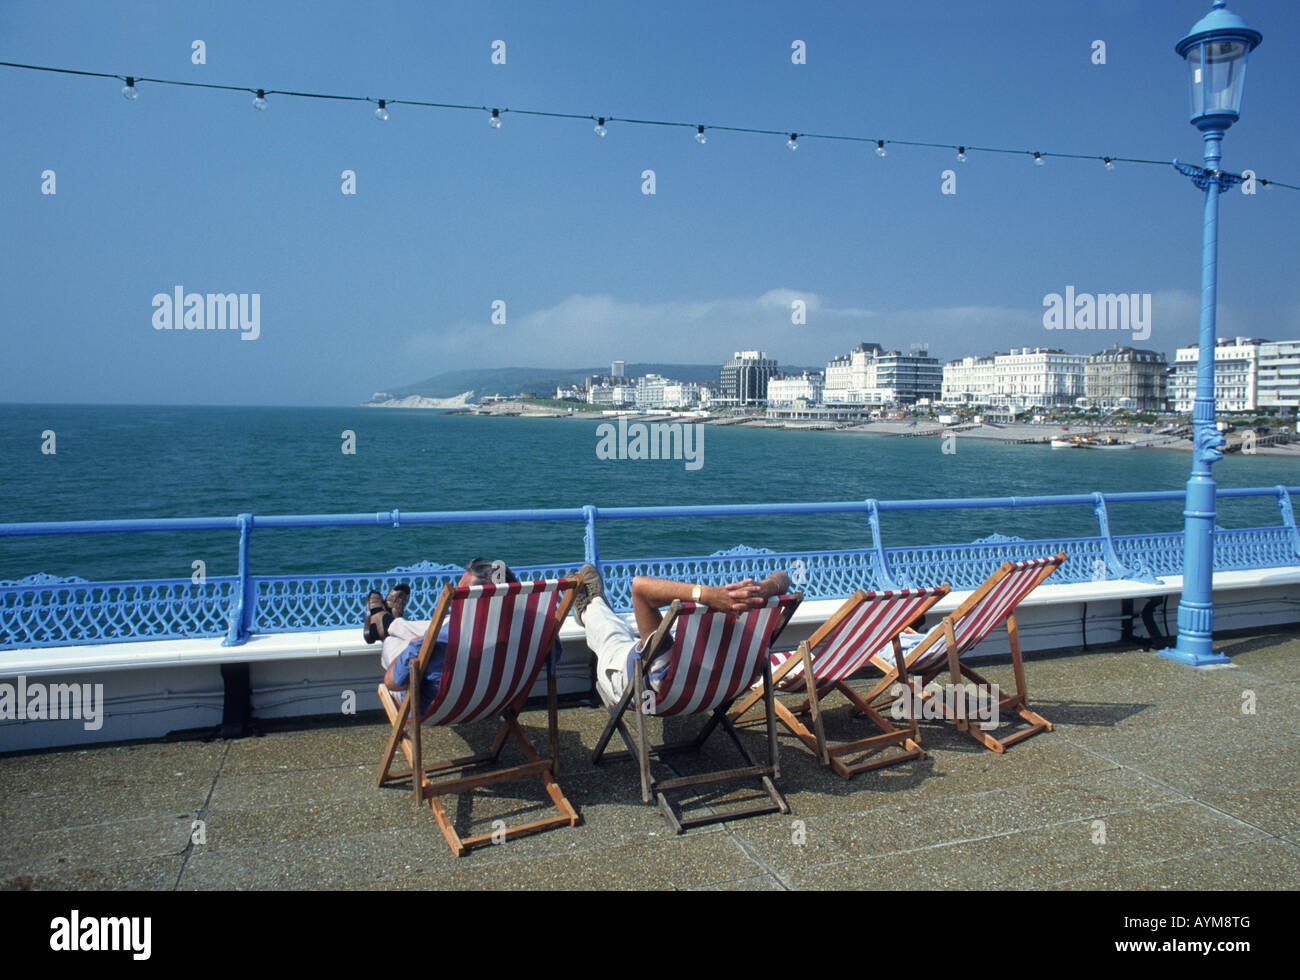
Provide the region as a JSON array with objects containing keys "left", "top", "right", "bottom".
[{"left": 630, "top": 571, "right": 792, "bottom": 639}]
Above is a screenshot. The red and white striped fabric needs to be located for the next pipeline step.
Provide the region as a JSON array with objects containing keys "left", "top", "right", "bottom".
[
  {"left": 882, "top": 558, "right": 1055, "bottom": 675},
  {"left": 417, "top": 579, "right": 565, "bottom": 726},
  {"left": 769, "top": 588, "right": 946, "bottom": 694},
  {"left": 650, "top": 595, "right": 798, "bottom": 717}
]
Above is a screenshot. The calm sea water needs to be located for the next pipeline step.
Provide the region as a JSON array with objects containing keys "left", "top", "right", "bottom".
[{"left": 1, "top": 404, "right": 1296, "bottom": 581}]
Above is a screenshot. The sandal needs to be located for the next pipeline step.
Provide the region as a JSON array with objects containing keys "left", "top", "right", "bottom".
[
  {"left": 362, "top": 591, "right": 391, "bottom": 644},
  {"left": 385, "top": 583, "right": 411, "bottom": 620}
]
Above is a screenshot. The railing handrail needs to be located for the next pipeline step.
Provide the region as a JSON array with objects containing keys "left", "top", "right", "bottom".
[{"left": 3, "top": 485, "right": 1298, "bottom": 538}]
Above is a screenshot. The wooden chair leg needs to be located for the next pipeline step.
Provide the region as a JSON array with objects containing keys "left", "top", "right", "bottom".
[
  {"left": 633, "top": 667, "right": 652, "bottom": 804},
  {"left": 795, "top": 642, "right": 830, "bottom": 766}
]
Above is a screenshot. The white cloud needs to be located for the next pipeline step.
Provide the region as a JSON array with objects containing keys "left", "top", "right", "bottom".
[{"left": 402, "top": 287, "right": 1257, "bottom": 373}]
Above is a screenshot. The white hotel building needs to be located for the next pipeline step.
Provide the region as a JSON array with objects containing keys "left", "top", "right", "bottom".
[
  {"left": 943, "top": 348, "right": 1084, "bottom": 409},
  {"left": 766, "top": 371, "right": 824, "bottom": 407},
  {"left": 942, "top": 355, "right": 997, "bottom": 406},
  {"left": 1170, "top": 337, "right": 1261, "bottom": 413},
  {"left": 993, "top": 348, "right": 1086, "bottom": 409},
  {"left": 1170, "top": 337, "right": 1300, "bottom": 413},
  {"left": 1256, "top": 340, "right": 1300, "bottom": 412}
]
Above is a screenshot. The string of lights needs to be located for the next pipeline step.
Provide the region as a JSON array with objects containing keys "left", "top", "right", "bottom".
[{"left": 2, "top": 59, "right": 1296, "bottom": 192}]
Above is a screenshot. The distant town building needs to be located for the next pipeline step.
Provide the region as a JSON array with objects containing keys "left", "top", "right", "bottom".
[
  {"left": 993, "top": 347, "right": 1086, "bottom": 409},
  {"left": 876, "top": 348, "right": 942, "bottom": 404},
  {"left": 823, "top": 343, "right": 939, "bottom": 405},
  {"left": 635, "top": 373, "right": 667, "bottom": 409},
  {"left": 766, "top": 371, "right": 824, "bottom": 407},
  {"left": 1257, "top": 340, "right": 1300, "bottom": 412},
  {"left": 942, "top": 355, "right": 998, "bottom": 406},
  {"left": 1171, "top": 337, "right": 1264, "bottom": 413},
  {"left": 555, "top": 384, "right": 586, "bottom": 402},
  {"left": 587, "top": 383, "right": 637, "bottom": 408},
  {"left": 662, "top": 381, "right": 709, "bottom": 408},
  {"left": 719, "top": 350, "right": 778, "bottom": 406},
  {"left": 1085, "top": 344, "right": 1167, "bottom": 412},
  {"left": 611, "top": 360, "right": 626, "bottom": 378}
]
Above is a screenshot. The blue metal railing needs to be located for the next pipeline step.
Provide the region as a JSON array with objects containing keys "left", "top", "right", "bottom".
[{"left": 2, "top": 485, "right": 1298, "bottom": 651}]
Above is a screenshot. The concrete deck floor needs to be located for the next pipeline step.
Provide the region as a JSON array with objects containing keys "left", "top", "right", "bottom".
[{"left": 3, "top": 627, "right": 1299, "bottom": 891}]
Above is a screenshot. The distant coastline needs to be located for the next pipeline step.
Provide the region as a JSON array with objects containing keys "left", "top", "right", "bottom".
[
  {"left": 363, "top": 390, "right": 476, "bottom": 410},
  {"left": 362, "top": 397, "right": 1300, "bottom": 457}
]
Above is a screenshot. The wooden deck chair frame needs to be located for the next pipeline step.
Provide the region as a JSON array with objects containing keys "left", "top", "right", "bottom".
[
  {"left": 590, "top": 592, "right": 803, "bottom": 834},
  {"left": 858, "top": 554, "right": 1066, "bottom": 753},
  {"left": 731, "top": 585, "right": 950, "bottom": 778},
  {"left": 375, "top": 576, "right": 580, "bottom": 856}
]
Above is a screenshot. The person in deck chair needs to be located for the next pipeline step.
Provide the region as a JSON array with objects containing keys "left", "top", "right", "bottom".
[
  {"left": 569, "top": 563, "right": 792, "bottom": 707},
  {"left": 363, "top": 558, "right": 552, "bottom": 715}
]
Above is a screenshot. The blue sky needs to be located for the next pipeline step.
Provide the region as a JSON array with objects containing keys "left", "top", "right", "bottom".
[{"left": 3, "top": 0, "right": 1298, "bottom": 405}]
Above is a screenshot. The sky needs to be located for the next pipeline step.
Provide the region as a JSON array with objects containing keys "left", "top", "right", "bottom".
[{"left": 3, "top": 0, "right": 1299, "bottom": 406}]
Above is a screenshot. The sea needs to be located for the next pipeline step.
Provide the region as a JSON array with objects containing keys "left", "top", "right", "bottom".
[{"left": 1, "top": 404, "right": 1297, "bottom": 583}]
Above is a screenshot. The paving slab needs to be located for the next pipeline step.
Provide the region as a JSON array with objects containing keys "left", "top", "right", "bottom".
[{"left": 2, "top": 626, "right": 1298, "bottom": 890}]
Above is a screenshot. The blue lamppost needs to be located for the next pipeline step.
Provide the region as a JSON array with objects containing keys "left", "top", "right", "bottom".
[{"left": 1162, "top": 1, "right": 1262, "bottom": 666}]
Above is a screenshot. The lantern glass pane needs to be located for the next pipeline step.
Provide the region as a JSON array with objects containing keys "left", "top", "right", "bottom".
[{"left": 1187, "top": 39, "right": 1249, "bottom": 118}]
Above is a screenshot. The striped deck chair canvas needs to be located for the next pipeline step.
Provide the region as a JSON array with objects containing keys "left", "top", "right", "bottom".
[
  {"left": 590, "top": 592, "right": 803, "bottom": 834},
  {"left": 730, "top": 586, "right": 950, "bottom": 778},
  {"left": 859, "top": 554, "right": 1066, "bottom": 753},
  {"left": 375, "top": 577, "right": 580, "bottom": 856}
]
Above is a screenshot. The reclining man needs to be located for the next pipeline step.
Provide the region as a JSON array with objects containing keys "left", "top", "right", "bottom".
[
  {"left": 570, "top": 563, "right": 791, "bottom": 706},
  {"left": 363, "top": 557, "right": 539, "bottom": 714}
]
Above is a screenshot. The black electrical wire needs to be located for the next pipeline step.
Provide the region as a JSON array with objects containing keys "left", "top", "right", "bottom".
[{"left": 1, "top": 60, "right": 1295, "bottom": 190}]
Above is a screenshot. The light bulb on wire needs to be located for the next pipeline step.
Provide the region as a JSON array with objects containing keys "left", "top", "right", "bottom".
[
  {"left": 1033, "top": 151, "right": 1044, "bottom": 167},
  {"left": 875, "top": 140, "right": 887, "bottom": 158},
  {"left": 957, "top": 146, "right": 967, "bottom": 163},
  {"left": 594, "top": 117, "right": 607, "bottom": 137},
  {"left": 374, "top": 99, "right": 388, "bottom": 121},
  {"left": 787, "top": 133, "right": 798, "bottom": 151},
  {"left": 122, "top": 77, "right": 138, "bottom": 101},
  {"left": 1104, "top": 156, "right": 1115, "bottom": 172},
  {"left": 695, "top": 125, "right": 706, "bottom": 145},
  {"left": 489, "top": 108, "right": 501, "bottom": 128},
  {"left": 253, "top": 89, "right": 268, "bottom": 111}
]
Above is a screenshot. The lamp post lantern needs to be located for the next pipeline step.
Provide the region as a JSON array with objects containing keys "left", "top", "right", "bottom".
[{"left": 1162, "top": 1, "right": 1262, "bottom": 666}]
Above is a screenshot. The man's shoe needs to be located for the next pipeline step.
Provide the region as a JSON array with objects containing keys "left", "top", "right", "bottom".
[
  {"left": 362, "top": 591, "right": 388, "bottom": 644},
  {"left": 385, "top": 583, "right": 411, "bottom": 619},
  {"left": 572, "top": 563, "right": 605, "bottom": 627}
]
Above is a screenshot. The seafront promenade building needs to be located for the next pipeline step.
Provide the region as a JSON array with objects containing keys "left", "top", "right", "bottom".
[
  {"left": 942, "top": 355, "right": 998, "bottom": 406},
  {"left": 1257, "top": 340, "right": 1300, "bottom": 412},
  {"left": 766, "top": 371, "right": 824, "bottom": 407},
  {"left": 718, "top": 350, "right": 778, "bottom": 407},
  {"left": 993, "top": 347, "right": 1086, "bottom": 410},
  {"left": 1084, "top": 344, "right": 1168, "bottom": 412},
  {"left": 1170, "top": 337, "right": 1264, "bottom": 413},
  {"left": 584, "top": 372, "right": 709, "bottom": 410},
  {"left": 587, "top": 383, "right": 637, "bottom": 407},
  {"left": 822, "top": 342, "right": 940, "bottom": 406}
]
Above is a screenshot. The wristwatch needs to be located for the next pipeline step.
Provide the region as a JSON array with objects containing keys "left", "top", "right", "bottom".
[{"left": 691, "top": 585, "right": 702, "bottom": 602}]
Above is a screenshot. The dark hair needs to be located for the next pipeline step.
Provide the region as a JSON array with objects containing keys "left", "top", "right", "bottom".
[{"left": 465, "top": 557, "right": 518, "bottom": 585}]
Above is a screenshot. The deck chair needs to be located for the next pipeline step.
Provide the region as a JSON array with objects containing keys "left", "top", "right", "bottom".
[
  {"left": 376, "top": 576, "right": 580, "bottom": 856},
  {"left": 590, "top": 592, "right": 803, "bottom": 833},
  {"left": 730, "top": 586, "right": 950, "bottom": 778},
  {"left": 859, "top": 554, "right": 1066, "bottom": 753}
]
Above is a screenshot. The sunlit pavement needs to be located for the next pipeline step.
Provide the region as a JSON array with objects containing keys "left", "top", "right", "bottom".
[{"left": 3, "top": 627, "right": 1299, "bottom": 891}]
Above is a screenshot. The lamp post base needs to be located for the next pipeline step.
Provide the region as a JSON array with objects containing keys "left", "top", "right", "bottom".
[{"left": 1158, "top": 645, "right": 1230, "bottom": 666}]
